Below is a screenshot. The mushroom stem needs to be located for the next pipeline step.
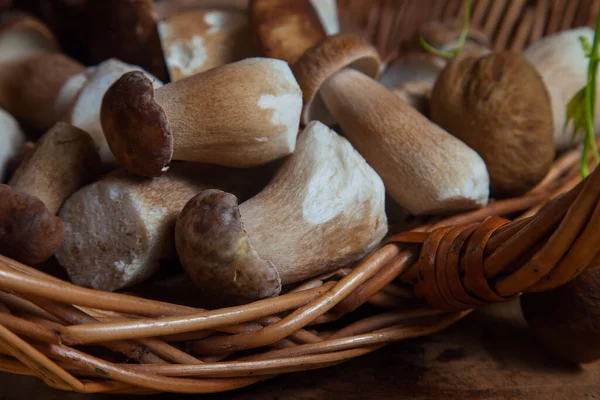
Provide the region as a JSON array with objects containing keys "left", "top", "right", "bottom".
[
  {"left": 9, "top": 122, "right": 101, "bottom": 214},
  {"left": 318, "top": 67, "right": 489, "bottom": 215},
  {"left": 176, "top": 121, "right": 387, "bottom": 304},
  {"left": 101, "top": 57, "right": 302, "bottom": 177},
  {"left": 57, "top": 163, "right": 275, "bottom": 291}
]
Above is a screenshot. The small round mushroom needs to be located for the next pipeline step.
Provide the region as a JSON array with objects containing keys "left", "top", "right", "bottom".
[
  {"left": 101, "top": 57, "right": 302, "bottom": 177},
  {"left": 430, "top": 52, "right": 555, "bottom": 197},
  {"left": 0, "top": 122, "right": 101, "bottom": 264},
  {"left": 523, "top": 28, "right": 600, "bottom": 152},
  {"left": 175, "top": 121, "right": 388, "bottom": 305},
  {"left": 56, "top": 163, "right": 274, "bottom": 291},
  {"left": 62, "top": 58, "right": 163, "bottom": 165},
  {"left": 0, "top": 107, "right": 26, "bottom": 183},
  {"left": 0, "top": 16, "right": 84, "bottom": 132},
  {"left": 521, "top": 266, "right": 600, "bottom": 364},
  {"left": 158, "top": 8, "right": 254, "bottom": 81}
]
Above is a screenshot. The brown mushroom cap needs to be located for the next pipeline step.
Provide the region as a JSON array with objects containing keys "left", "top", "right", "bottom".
[
  {"left": 292, "top": 33, "right": 381, "bottom": 125},
  {"left": 521, "top": 267, "right": 600, "bottom": 364},
  {"left": 0, "top": 184, "right": 65, "bottom": 265},
  {"left": 430, "top": 52, "right": 555, "bottom": 197},
  {"left": 101, "top": 71, "right": 173, "bottom": 177},
  {"left": 175, "top": 189, "right": 281, "bottom": 305},
  {"left": 416, "top": 20, "right": 490, "bottom": 55}
]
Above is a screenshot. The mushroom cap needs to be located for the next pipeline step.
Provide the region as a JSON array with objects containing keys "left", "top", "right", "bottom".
[
  {"left": 430, "top": 52, "right": 555, "bottom": 197},
  {"left": 67, "top": 58, "right": 163, "bottom": 165},
  {"left": 0, "top": 14, "right": 59, "bottom": 64},
  {"left": 101, "top": 71, "right": 173, "bottom": 177},
  {"left": 521, "top": 267, "right": 600, "bottom": 364},
  {"left": 158, "top": 8, "right": 252, "bottom": 81},
  {"left": 292, "top": 32, "right": 381, "bottom": 126},
  {"left": 175, "top": 189, "right": 281, "bottom": 304},
  {"left": 0, "top": 184, "right": 65, "bottom": 265},
  {"left": 250, "top": 0, "right": 326, "bottom": 65}
]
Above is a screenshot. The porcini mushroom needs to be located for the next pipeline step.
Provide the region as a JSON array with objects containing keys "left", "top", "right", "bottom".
[
  {"left": 521, "top": 266, "right": 600, "bottom": 364},
  {"left": 0, "top": 16, "right": 85, "bottom": 131},
  {"left": 414, "top": 20, "right": 491, "bottom": 59},
  {"left": 0, "top": 107, "right": 25, "bottom": 183},
  {"left": 100, "top": 57, "right": 302, "bottom": 177},
  {"left": 430, "top": 52, "right": 555, "bottom": 197},
  {"left": 175, "top": 121, "right": 387, "bottom": 304},
  {"left": 63, "top": 58, "right": 163, "bottom": 165},
  {"left": 158, "top": 8, "right": 254, "bottom": 81},
  {"left": 0, "top": 122, "right": 100, "bottom": 264},
  {"left": 523, "top": 28, "right": 600, "bottom": 151},
  {"left": 252, "top": 0, "right": 490, "bottom": 215},
  {"left": 56, "top": 163, "right": 273, "bottom": 291}
]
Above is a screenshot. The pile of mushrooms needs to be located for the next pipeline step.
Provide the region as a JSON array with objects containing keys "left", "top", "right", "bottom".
[{"left": 0, "top": 0, "right": 599, "bottom": 366}]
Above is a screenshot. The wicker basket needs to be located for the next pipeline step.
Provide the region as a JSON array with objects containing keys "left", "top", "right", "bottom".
[{"left": 0, "top": 0, "right": 599, "bottom": 394}]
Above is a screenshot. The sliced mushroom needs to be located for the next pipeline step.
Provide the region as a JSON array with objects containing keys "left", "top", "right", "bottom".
[
  {"left": 62, "top": 58, "right": 163, "bottom": 165},
  {"left": 158, "top": 8, "right": 253, "bottom": 80},
  {"left": 0, "top": 107, "right": 25, "bottom": 183},
  {"left": 176, "top": 121, "right": 387, "bottom": 304},
  {"left": 56, "top": 163, "right": 274, "bottom": 291},
  {"left": 0, "top": 122, "right": 101, "bottom": 264},
  {"left": 524, "top": 27, "right": 600, "bottom": 151},
  {"left": 101, "top": 57, "right": 302, "bottom": 177}
]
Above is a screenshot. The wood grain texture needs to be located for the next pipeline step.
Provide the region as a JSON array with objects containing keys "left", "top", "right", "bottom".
[{"left": 1, "top": 301, "right": 598, "bottom": 399}]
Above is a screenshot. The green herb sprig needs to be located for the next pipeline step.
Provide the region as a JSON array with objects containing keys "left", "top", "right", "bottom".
[
  {"left": 420, "top": 0, "right": 472, "bottom": 59},
  {"left": 565, "top": 11, "right": 600, "bottom": 178}
]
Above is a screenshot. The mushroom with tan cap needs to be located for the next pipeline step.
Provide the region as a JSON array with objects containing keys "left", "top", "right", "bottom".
[
  {"left": 56, "top": 163, "right": 274, "bottom": 292},
  {"left": 0, "top": 107, "right": 26, "bottom": 183},
  {"left": 251, "top": 0, "right": 490, "bottom": 215},
  {"left": 524, "top": 28, "right": 600, "bottom": 152},
  {"left": 0, "top": 122, "right": 101, "bottom": 265},
  {"left": 0, "top": 15, "right": 85, "bottom": 132},
  {"left": 100, "top": 57, "right": 302, "bottom": 177},
  {"left": 175, "top": 121, "right": 387, "bottom": 305},
  {"left": 62, "top": 58, "right": 163, "bottom": 165},
  {"left": 430, "top": 52, "right": 555, "bottom": 197}
]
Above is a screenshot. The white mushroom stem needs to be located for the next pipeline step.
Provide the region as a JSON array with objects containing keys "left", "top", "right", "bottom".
[
  {"left": 63, "top": 59, "right": 163, "bottom": 164},
  {"left": 155, "top": 57, "right": 301, "bottom": 167},
  {"left": 158, "top": 9, "right": 253, "bottom": 81},
  {"left": 57, "top": 164, "right": 274, "bottom": 291},
  {"left": 523, "top": 28, "right": 600, "bottom": 152},
  {"left": 319, "top": 68, "right": 490, "bottom": 215},
  {"left": 240, "top": 121, "right": 387, "bottom": 284},
  {"left": 378, "top": 54, "right": 444, "bottom": 89},
  {"left": 175, "top": 121, "right": 387, "bottom": 304},
  {"left": 0, "top": 107, "right": 25, "bottom": 183}
]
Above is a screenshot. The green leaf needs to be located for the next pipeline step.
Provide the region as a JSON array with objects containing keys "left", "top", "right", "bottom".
[{"left": 565, "top": 87, "right": 588, "bottom": 142}]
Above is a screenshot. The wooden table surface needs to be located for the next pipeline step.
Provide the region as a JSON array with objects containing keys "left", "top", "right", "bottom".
[{"left": 1, "top": 300, "right": 599, "bottom": 400}]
